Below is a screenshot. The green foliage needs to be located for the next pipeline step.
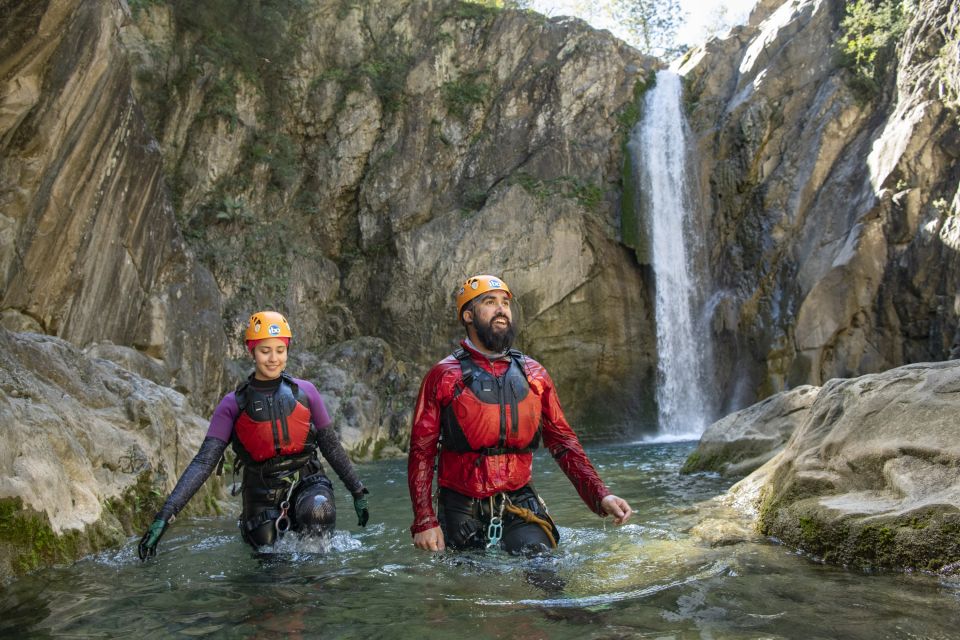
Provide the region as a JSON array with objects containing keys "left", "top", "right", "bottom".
[
  {"left": 198, "top": 75, "right": 240, "bottom": 127},
  {"left": 443, "top": 72, "right": 489, "bottom": 120},
  {"left": 171, "top": 0, "right": 309, "bottom": 79},
  {"left": 509, "top": 173, "right": 605, "bottom": 212},
  {"left": 247, "top": 130, "right": 299, "bottom": 191},
  {"left": 441, "top": 1, "right": 502, "bottom": 22},
  {"left": 128, "top": 0, "right": 164, "bottom": 15},
  {"left": 359, "top": 54, "right": 412, "bottom": 113},
  {"left": 836, "top": 0, "right": 910, "bottom": 103},
  {"left": 214, "top": 196, "right": 253, "bottom": 224},
  {"left": 606, "top": 0, "right": 685, "bottom": 58}
]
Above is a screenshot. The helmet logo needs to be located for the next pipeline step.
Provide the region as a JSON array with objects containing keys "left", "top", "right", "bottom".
[
  {"left": 268, "top": 323, "right": 281, "bottom": 336},
  {"left": 253, "top": 320, "right": 262, "bottom": 335},
  {"left": 489, "top": 279, "right": 502, "bottom": 289},
  {"left": 471, "top": 281, "right": 479, "bottom": 290}
]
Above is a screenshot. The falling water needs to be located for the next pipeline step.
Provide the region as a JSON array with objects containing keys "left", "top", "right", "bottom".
[{"left": 628, "top": 70, "right": 712, "bottom": 439}]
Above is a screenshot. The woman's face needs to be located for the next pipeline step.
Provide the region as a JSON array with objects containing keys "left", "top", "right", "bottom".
[{"left": 252, "top": 338, "right": 288, "bottom": 380}]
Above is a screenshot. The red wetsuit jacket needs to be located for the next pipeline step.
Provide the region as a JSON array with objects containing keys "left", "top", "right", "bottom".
[{"left": 408, "top": 340, "right": 611, "bottom": 535}]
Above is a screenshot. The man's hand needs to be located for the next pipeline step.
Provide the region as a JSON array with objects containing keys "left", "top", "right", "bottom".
[
  {"left": 600, "top": 494, "right": 633, "bottom": 525},
  {"left": 413, "top": 526, "right": 446, "bottom": 551}
]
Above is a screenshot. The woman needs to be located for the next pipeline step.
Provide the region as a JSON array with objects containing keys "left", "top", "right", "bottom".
[{"left": 137, "top": 311, "right": 369, "bottom": 559}]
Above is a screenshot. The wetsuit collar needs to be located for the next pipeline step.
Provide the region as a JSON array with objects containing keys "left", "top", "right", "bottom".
[{"left": 462, "top": 338, "right": 510, "bottom": 362}]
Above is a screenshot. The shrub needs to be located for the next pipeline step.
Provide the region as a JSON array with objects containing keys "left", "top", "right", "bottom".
[{"left": 836, "top": 0, "right": 911, "bottom": 102}]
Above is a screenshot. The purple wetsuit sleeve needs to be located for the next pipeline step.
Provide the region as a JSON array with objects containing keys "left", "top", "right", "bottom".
[
  {"left": 204, "top": 393, "right": 240, "bottom": 443},
  {"left": 295, "top": 379, "right": 332, "bottom": 429},
  {"left": 294, "top": 378, "right": 363, "bottom": 495}
]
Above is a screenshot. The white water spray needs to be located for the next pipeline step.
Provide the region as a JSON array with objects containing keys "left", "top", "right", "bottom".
[{"left": 628, "top": 70, "right": 713, "bottom": 439}]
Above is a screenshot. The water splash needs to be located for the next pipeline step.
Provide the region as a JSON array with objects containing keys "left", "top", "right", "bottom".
[{"left": 628, "top": 70, "right": 713, "bottom": 439}]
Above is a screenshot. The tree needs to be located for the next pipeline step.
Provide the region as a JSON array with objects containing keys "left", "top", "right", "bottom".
[{"left": 609, "top": 0, "right": 685, "bottom": 58}]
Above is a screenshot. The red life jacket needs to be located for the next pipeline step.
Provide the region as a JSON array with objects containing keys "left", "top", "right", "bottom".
[
  {"left": 232, "top": 373, "right": 315, "bottom": 463},
  {"left": 441, "top": 348, "right": 542, "bottom": 454}
]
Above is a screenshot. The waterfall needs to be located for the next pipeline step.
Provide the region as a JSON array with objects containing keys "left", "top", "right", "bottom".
[{"left": 628, "top": 70, "right": 713, "bottom": 439}]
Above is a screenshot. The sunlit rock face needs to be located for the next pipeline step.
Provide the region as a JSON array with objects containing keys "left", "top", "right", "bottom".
[
  {"left": 0, "top": 0, "right": 228, "bottom": 411},
  {"left": 0, "top": 328, "right": 222, "bottom": 578},
  {"left": 682, "top": 384, "right": 819, "bottom": 477},
  {"left": 682, "top": 0, "right": 960, "bottom": 409},
  {"left": 118, "top": 0, "right": 661, "bottom": 434},
  {"left": 724, "top": 359, "right": 960, "bottom": 571}
]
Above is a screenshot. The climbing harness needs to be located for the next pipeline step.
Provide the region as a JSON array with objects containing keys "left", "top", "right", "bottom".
[{"left": 484, "top": 491, "right": 558, "bottom": 549}]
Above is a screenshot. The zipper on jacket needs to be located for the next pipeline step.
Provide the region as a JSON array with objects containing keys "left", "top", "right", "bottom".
[
  {"left": 267, "top": 395, "right": 281, "bottom": 456},
  {"left": 496, "top": 375, "right": 507, "bottom": 449}
]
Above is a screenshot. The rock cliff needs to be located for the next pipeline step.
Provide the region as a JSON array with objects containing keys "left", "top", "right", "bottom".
[
  {"left": 681, "top": 0, "right": 960, "bottom": 411},
  {"left": 0, "top": 0, "right": 229, "bottom": 410},
  {"left": 0, "top": 327, "right": 223, "bottom": 577},
  {"left": 2, "top": 0, "right": 959, "bottom": 577}
]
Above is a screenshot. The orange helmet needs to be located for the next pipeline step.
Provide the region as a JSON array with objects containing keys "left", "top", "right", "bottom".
[
  {"left": 245, "top": 311, "right": 292, "bottom": 342},
  {"left": 455, "top": 274, "right": 512, "bottom": 320}
]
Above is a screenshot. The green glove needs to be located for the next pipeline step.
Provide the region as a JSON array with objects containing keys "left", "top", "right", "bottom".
[
  {"left": 353, "top": 488, "right": 370, "bottom": 527},
  {"left": 137, "top": 518, "right": 168, "bottom": 561}
]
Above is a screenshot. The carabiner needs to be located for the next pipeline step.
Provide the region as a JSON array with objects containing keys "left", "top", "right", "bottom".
[
  {"left": 275, "top": 500, "right": 291, "bottom": 535},
  {"left": 486, "top": 516, "right": 503, "bottom": 548}
]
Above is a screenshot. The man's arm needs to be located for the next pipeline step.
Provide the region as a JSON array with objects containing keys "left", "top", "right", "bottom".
[
  {"left": 407, "top": 366, "right": 445, "bottom": 538},
  {"left": 533, "top": 362, "right": 630, "bottom": 521}
]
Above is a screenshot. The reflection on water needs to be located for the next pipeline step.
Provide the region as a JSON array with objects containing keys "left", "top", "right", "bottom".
[{"left": 2, "top": 442, "right": 959, "bottom": 639}]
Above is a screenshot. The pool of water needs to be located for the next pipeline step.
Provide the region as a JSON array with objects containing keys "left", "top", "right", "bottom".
[{"left": 2, "top": 442, "right": 959, "bottom": 638}]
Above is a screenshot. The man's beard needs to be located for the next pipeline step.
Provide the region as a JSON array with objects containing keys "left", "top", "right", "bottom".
[{"left": 474, "top": 313, "right": 515, "bottom": 353}]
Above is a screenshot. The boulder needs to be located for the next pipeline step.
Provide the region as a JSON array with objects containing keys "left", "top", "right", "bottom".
[
  {"left": 683, "top": 384, "right": 819, "bottom": 476},
  {"left": 727, "top": 360, "right": 960, "bottom": 570},
  {"left": 0, "top": 328, "right": 224, "bottom": 580}
]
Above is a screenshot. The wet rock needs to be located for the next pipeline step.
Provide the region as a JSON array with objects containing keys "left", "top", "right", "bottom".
[
  {"left": 682, "top": 385, "right": 819, "bottom": 476},
  {"left": 0, "top": 328, "right": 224, "bottom": 580},
  {"left": 726, "top": 360, "right": 960, "bottom": 571}
]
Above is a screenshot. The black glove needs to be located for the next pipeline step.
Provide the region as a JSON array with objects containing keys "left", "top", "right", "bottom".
[
  {"left": 137, "top": 518, "right": 169, "bottom": 560},
  {"left": 352, "top": 488, "right": 370, "bottom": 527}
]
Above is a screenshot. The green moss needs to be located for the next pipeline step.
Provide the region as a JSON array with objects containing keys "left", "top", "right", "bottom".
[
  {"left": 759, "top": 491, "right": 960, "bottom": 571},
  {"left": 680, "top": 450, "right": 728, "bottom": 475},
  {"left": 616, "top": 72, "right": 657, "bottom": 133},
  {"left": 0, "top": 470, "right": 200, "bottom": 578},
  {"left": 618, "top": 72, "right": 658, "bottom": 261}
]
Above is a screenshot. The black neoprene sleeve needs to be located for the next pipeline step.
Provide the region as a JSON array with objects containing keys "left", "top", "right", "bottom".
[
  {"left": 156, "top": 437, "right": 228, "bottom": 521},
  {"left": 315, "top": 427, "right": 365, "bottom": 496}
]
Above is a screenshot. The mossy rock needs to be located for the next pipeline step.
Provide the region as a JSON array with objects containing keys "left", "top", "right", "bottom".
[
  {"left": 758, "top": 496, "right": 960, "bottom": 571},
  {"left": 0, "top": 471, "right": 225, "bottom": 581}
]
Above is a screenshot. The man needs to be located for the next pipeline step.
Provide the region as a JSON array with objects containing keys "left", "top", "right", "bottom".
[{"left": 407, "top": 274, "right": 632, "bottom": 554}]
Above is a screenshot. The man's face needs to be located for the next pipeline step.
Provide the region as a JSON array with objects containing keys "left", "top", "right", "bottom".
[{"left": 465, "top": 290, "right": 515, "bottom": 352}]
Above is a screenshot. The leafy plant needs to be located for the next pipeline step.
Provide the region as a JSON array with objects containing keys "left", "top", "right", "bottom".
[
  {"left": 836, "top": 0, "right": 911, "bottom": 103},
  {"left": 443, "top": 72, "right": 489, "bottom": 120}
]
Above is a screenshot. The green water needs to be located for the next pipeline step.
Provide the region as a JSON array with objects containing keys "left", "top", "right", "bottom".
[{"left": 2, "top": 442, "right": 959, "bottom": 639}]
